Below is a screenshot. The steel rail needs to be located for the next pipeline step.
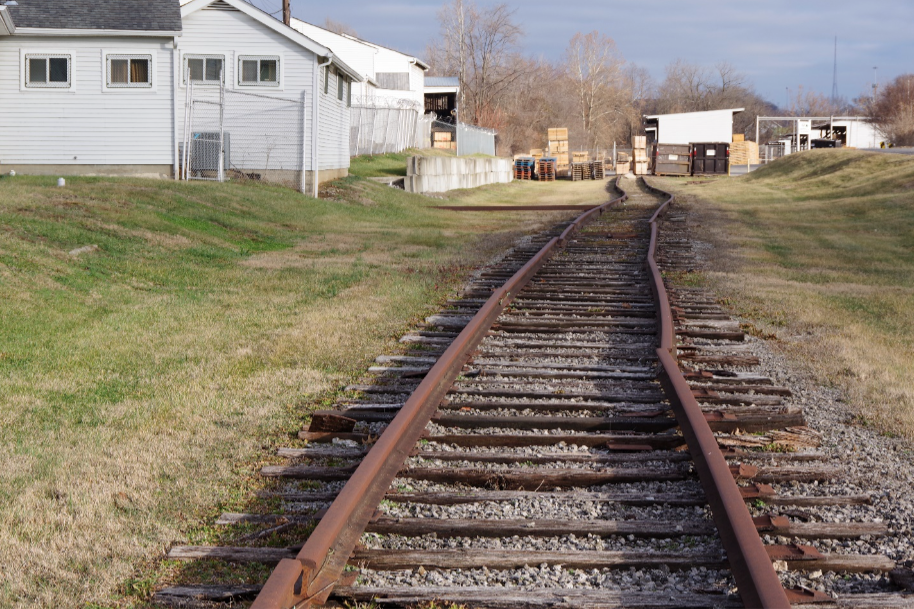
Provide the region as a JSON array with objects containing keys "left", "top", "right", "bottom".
[
  {"left": 636, "top": 177, "right": 791, "bottom": 609},
  {"left": 251, "top": 181, "right": 629, "bottom": 609}
]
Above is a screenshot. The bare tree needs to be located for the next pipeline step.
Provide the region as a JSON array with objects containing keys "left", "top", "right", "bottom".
[
  {"left": 430, "top": 0, "right": 525, "bottom": 126},
  {"left": 870, "top": 74, "right": 914, "bottom": 145},
  {"left": 786, "top": 85, "right": 846, "bottom": 116},
  {"left": 323, "top": 18, "right": 358, "bottom": 38},
  {"left": 563, "top": 31, "right": 627, "bottom": 149}
]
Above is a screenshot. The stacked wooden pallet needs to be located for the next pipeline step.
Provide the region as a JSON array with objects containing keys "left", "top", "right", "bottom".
[
  {"left": 537, "top": 157, "right": 556, "bottom": 182},
  {"left": 591, "top": 160, "right": 605, "bottom": 180},
  {"left": 547, "top": 128, "right": 570, "bottom": 177},
  {"left": 730, "top": 135, "right": 759, "bottom": 165},
  {"left": 632, "top": 136, "right": 649, "bottom": 175},
  {"left": 571, "top": 162, "right": 592, "bottom": 181},
  {"left": 514, "top": 157, "right": 535, "bottom": 180}
]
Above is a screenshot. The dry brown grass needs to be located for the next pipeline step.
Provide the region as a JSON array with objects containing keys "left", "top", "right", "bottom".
[
  {"left": 0, "top": 168, "right": 611, "bottom": 608},
  {"left": 655, "top": 149, "right": 914, "bottom": 439}
]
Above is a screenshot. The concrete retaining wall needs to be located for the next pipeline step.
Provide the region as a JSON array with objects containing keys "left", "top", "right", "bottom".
[{"left": 404, "top": 156, "right": 513, "bottom": 193}]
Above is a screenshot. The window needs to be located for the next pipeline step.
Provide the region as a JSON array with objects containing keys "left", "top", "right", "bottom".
[
  {"left": 238, "top": 55, "right": 279, "bottom": 86},
  {"left": 107, "top": 54, "right": 152, "bottom": 88},
  {"left": 25, "top": 54, "right": 71, "bottom": 88},
  {"left": 185, "top": 54, "right": 224, "bottom": 84},
  {"left": 376, "top": 72, "right": 409, "bottom": 91}
]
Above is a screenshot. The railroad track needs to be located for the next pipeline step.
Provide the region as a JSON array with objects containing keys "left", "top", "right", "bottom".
[{"left": 159, "top": 178, "right": 913, "bottom": 608}]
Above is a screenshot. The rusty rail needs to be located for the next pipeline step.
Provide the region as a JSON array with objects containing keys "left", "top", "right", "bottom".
[
  {"left": 636, "top": 177, "right": 790, "bottom": 608},
  {"left": 251, "top": 180, "right": 629, "bottom": 609}
]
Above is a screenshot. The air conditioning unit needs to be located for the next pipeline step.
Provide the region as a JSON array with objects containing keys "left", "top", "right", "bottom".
[{"left": 181, "top": 132, "right": 231, "bottom": 175}]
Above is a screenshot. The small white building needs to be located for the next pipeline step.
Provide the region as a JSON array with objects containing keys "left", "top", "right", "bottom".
[
  {"left": 288, "top": 19, "right": 428, "bottom": 108},
  {"left": 0, "top": 0, "right": 362, "bottom": 192},
  {"left": 0, "top": 0, "right": 184, "bottom": 177},
  {"left": 179, "top": 0, "right": 362, "bottom": 191},
  {"left": 644, "top": 108, "right": 744, "bottom": 145}
]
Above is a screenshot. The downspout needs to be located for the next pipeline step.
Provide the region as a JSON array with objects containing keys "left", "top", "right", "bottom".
[
  {"left": 312, "top": 55, "right": 333, "bottom": 198},
  {"left": 172, "top": 38, "right": 180, "bottom": 180}
]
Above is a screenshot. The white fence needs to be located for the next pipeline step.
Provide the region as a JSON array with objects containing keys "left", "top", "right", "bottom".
[
  {"left": 181, "top": 81, "right": 308, "bottom": 192},
  {"left": 456, "top": 122, "right": 497, "bottom": 156},
  {"left": 350, "top": 96, "right": 435, "bottom": 156}
]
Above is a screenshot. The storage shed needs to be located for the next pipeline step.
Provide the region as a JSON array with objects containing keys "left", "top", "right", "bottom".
[{"left": 644, "top": 108, "right": 744, "bottom": 145}]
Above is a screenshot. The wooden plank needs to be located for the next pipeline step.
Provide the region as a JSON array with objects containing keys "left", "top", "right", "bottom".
[
  {"left": 397, "top": 466, "right": 690, "bottom": 488},
  {"left": 331, "top": 586, "right": 742, "bottom": 608},
  {"left": 167, "top": 545, "right": 293, "bottom": 564},
  {"left": 348, "top": 548, "right": 726, "bottom": 570},
  {"left": 423, "top": 433, "right": 684, "bottom": 449},
  {"left": 366, "top": 516, "right": 715, "bottom": 538}
]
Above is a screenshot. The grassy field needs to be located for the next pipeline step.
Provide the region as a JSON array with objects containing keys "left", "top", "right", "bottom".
[
  {"left": 0, "top": 152, "right": 614, "bottom": 608},
  {"left": 655, "top": 149, "right": 914, "bottom": 439}
]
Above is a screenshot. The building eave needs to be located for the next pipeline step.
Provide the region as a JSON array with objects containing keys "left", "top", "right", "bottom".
[
  {"left": 182, "top": 0, "right": 363, "bottom": 82},
  {"left": 10, "top": 26, "right": 181, "bottom": 36}
]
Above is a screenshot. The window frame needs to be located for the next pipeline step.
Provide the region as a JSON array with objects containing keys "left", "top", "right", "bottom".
[
  {"left": 237, "top": 54, "right": 281, "bottom": 88},
  {"left": 20, "top": 50, "right": 75, "bottom": 91},
  {"left": 101, "top": 49, "right": 157, "bottom": 93},
  {"left": 183, "top": 53, "right": 226, "bottom": 86}
]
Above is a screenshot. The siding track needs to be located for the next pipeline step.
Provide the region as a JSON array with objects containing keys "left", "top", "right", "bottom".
[{"left": 159, "top": 178, "right": 913, "bottom": 609}]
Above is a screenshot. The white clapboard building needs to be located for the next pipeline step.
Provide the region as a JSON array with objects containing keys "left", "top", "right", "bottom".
[{"left": 0, "top": 0, "right": 361, "bottom": 192}]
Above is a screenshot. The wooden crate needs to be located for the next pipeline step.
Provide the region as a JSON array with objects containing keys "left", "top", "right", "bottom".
[
  {"left": 732, "top": 133, "right": 745, "bottom": 142},
  {"left": 633, "top": 161, "right": 649, "bottom": 176},
  {"left": 548, "top": 128, "right": 569, "bottom": 140},
  {"left": 632, "top": 149, "right": 649, "bottom": 162},
  {"left": 550, "top": 141, "right": 569, "bottom": 153},
  {"left": 433, "top": 131, "right": 453, "bottom": 142},
  {"left": 632, "top": 135, "right": 647, "bottom": 149},
  {"left": 572, "top": 151, "right": 589, "bottom": 163},
  {"left": 730, "top": 141, "right": 759, "bottom": 165}
]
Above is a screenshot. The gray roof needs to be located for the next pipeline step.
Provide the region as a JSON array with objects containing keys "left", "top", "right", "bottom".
[
  {"left": 7, "top": 0, "right": 182, "bottom": 32},
  {"left": 425, "top": 76, "right": 459, "bottom": 88}
]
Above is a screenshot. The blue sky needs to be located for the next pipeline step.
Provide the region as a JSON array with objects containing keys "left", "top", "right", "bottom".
[{"left": 248, "top": 0, "right": 913, "bottom": 106}]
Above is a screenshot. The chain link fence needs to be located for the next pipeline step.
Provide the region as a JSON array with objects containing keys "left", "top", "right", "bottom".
[
  {"left": 350, "top": 96, "right": 434, "bottom": 156},
  {"left": 181, "top": 80, "right": 308, "bottom": 192}
]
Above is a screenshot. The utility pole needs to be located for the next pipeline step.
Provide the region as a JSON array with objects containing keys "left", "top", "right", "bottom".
[
  {"left": 831, "top": 36, "right": 839, "bottom": 104},
  {"left": 282, "top": 0, "right": 291, "bottom": 26},
  {"left": 872, "top": 66, "right": 879, "bottom": 99}
]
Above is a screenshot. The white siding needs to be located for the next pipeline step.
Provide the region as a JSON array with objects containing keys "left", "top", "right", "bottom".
[
  {"left": 179, "top": 6, "right": 351, "bottom": 172},
  {"left": 655, "top": 109, "right": 738, "bottom": 145},
  {"left": 0, "top": 35, "right": 175, "bottom": 165},
  {"left": 318, "top": 66, "right": 350, "bottom": 170},
  {"left": 290, "top": 18, "right": 425, "bottom": 108},
  {"left": 289, "top": 20, "right": 374, "bottom": 81}
]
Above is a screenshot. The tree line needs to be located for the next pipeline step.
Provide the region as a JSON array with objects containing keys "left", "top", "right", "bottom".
[{"left": 424, "top": 0, "right": 914, "bottom": 152}]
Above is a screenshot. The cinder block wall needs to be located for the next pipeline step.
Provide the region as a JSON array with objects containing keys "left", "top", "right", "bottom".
[{"left": 404, "top": 156, "right": 513, "bottom": 193}]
